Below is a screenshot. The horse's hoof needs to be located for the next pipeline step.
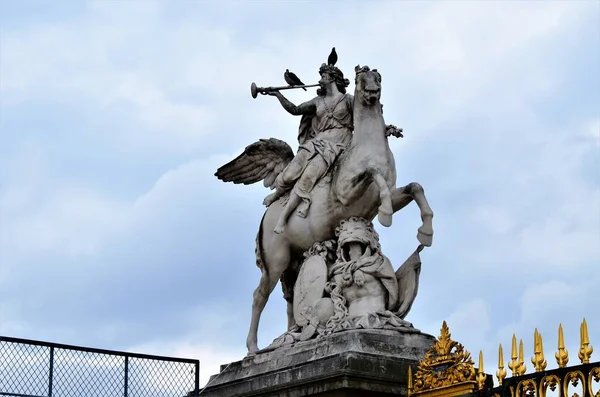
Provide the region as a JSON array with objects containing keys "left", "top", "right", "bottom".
[
  {"left": 417, "top": 230, "right": 433, "bottom": 247},
  {"left": 246, "top": 339, "right": 259, "bottom": 355},
  {"left": 378, "top": 212, "right": 393, "bottom": 227},
  {"left": 299, "top": 324, "right": 317, "bottom": 341},
  {"left": 246, "top": 347, "right": 258, "bottom": 356}
]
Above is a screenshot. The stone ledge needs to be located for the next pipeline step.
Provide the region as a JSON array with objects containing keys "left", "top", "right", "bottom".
[{"left": 200, "top": 329, "right": 435, "bottom": 397}]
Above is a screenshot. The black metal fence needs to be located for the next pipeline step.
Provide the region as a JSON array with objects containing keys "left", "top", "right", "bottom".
[
  {"left": 0, "top": 336, "right": 200, "bottom": 397},
  {"left": 483, "top": 361, "right": 599, "bottom": 397}
]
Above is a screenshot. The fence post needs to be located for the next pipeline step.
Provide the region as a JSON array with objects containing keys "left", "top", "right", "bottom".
[
  {"left": 124, "top": 356, "right": 129, "bottom": 397},
  {"left": 195, "top": 362, "right": 200, "bottom": 396},
  {"left": 48, "top": 346, "right": 54, "bottom": 397}
]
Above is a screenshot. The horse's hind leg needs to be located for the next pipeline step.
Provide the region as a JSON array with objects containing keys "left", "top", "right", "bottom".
[
  {"left": 246, "top": 243, "right": 290, "bottom": 354},
  {"left": 281, "top": 266, "right": 299, "bottom": 330},
  {"left": 391, "top": 185, "right": 413, "bottom": 213},
  {"left": 392, "top": 183, "right": 434, "bottom": 246}
]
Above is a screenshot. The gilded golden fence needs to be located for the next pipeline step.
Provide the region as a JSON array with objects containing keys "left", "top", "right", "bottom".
[
  {"left": 481, "top": 318, "right": 598, "bottom": 397},
  {"left": 408, "top": 319, "right": 598, "bottom": 397}
]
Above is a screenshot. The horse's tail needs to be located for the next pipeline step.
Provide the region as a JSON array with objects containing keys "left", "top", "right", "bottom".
[{"left": 255, "top": 212, "right": 267, "bottom": 272}]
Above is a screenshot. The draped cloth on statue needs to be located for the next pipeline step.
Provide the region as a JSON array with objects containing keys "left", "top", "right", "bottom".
[
  {"left": 275, "top": 94, "right": 354, "bottom": 214},
  {"left": 323, "top": 254, "right": 412, "bottom": 335},
  {"left": 328, "top": 253, "right": 399, "bottom": 311}
]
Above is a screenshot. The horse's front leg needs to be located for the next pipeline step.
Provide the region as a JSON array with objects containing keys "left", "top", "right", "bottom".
[
  {"left": 392, "top": 183, "right": 434, "bottom": 247},
  {"left": 372, "top": 173, "right": 393, "bottom": 227}
]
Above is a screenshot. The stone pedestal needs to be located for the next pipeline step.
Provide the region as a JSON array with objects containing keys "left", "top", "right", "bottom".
[{"left": 200, "top": 329, "right": 436, "bottom": 397}]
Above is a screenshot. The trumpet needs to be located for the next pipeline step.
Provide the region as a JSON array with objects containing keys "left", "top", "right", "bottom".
[{"left": 250, "top": 82, "right": 320, "bottom": 99}]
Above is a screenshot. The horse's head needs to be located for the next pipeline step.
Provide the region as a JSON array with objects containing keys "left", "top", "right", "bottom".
[{"left": 354, "top": 65, "right": 382, "bottom": 107}]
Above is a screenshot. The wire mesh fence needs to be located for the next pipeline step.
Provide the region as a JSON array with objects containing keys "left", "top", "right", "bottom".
[{"left": 0, "top": 336, "right": 200, "bottom": 397}]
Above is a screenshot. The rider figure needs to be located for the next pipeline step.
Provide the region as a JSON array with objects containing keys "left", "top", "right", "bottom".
[{"left": 264, "top": 63, "right": 354, "bottom": 234}]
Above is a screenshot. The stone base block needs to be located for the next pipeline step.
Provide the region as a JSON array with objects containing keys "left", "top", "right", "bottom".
[{"left": 199, "top": 329, "right": 436, "bottom": 397}]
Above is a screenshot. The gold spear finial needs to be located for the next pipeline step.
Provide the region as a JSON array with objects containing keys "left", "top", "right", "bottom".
[
  {"left": 477, "top": 350, "right": 487, "bottom": 390},
  {"left": 532, "top": 329, "right": 540, "bottom": 371},
  {"left": 508, "top": 334, "right": 519, "bottom": 376},
  {"left": 531, "top": 328, "right": 547, "bottom": 372},
  {"left": 555, "top": 323, "right": 569, "bottom": 367},
  {"left": 408, "top": 365, "right": 413, "bottom": 397},
  {"left": 538, "top": 330, "right": 547, "bottom": 371},
  {"left": 578, "top": 318, "right": 593, "bottom": 364},
  {"left": 496, "top": 343, "right": 507, "bottom": 385},
  {"left": 517, "top": 338, "right": 527, "bottom": 375}
]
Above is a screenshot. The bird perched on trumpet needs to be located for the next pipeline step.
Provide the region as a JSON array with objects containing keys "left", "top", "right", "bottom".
[{"left": 284, "top": 69, "right": 307, "bottom": 91}]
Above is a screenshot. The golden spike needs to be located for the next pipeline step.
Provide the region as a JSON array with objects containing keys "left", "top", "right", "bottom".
[
  {"left": 517, "top": 338, "right": 527, "bottom": 375},
  {"left": 532, "top": 329, "right": 541, "bottom": 372},
  {"left": 479, "top": 350, "right": 484, "bottom": 372},
  {"left": 555, "top": 323, "right": 569, "bottom": 367},
  {"left": 531, "top": 328, "right": 547, "bottom": 372},
  {"left": 578, "top": 318, "right": 593, "bottom": 364},
  {"left": 508, "top": 334, "right": 519, "bottom": 376},
  {"left": 538, "top": 330, "right": 547, "bottom": 371},
  {"left": 585, "top": 318, "right": 593, "bottom": 352},
  {"left": 496, "top": 343, "right": 507, "bottom": 386},
  {"left": 477, "top": 350, "right": 487, "bottom": 390},
  {"left": 407, "top": 365, "right": 413, "bottom": 397}
]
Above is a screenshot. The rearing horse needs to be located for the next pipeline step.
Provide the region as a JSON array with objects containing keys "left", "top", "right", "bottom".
[{"left": 215, "top": 65, "right": 434, "bottom": 354}]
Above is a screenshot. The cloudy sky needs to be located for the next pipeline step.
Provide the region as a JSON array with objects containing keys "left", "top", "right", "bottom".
[{"left": 1, "top": 0, "right": 599, "bottom": 389}]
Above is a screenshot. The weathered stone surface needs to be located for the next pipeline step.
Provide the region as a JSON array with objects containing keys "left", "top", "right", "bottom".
[
  {"left": 200, "top": 329, "right": 435, "bottom": 397},
  {"left": 293, "top": 255, "right": 328, "bottom": 327}
]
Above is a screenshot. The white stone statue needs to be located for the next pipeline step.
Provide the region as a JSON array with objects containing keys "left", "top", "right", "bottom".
[
  {"left": 216, "top": 59, "right": 434, "bottom": 354},
  {"left": 260, "top": 217, "right": 426, "bottom": 352}
]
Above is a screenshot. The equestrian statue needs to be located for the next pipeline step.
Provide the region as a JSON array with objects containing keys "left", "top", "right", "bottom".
[{"left": 215, "top": 51, "right": 434, "bottom": 354}]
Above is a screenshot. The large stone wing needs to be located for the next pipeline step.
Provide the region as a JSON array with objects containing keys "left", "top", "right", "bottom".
[{"left": 214, "top": 138, "right": 294, "bottom": 189}]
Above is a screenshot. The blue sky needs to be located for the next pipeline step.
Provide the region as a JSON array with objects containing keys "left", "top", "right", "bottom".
[{"left": 1, "top": 0, "right": 599, "bottom": 387}]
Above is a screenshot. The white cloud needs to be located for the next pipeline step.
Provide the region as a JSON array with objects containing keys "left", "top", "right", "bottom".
[
  {"left": 2, "top": 0, "right": 594, "bottom": 154},
  {"left": 449, "top": 112, "right": 600, "bottom": 273},
  {"left": 433, "top": 280, "right": 600, "bottom": 387},
  {"left": 487, "top": 279, "right": 598, "bottom": 381},
  {"left": 470, "top": 205, "right": 517, "bottom": 236},
  {"left": 0, "top": 1, "right": 598, "bottom": 390},
  {"left": 0, "top": 303, "right": 30, "bottom": 336},
  {"left": 0, "top": 143, "right": 129, "bottom": 265},
  {"left": 445, "top": 299, "right": 492, "bottom": 350},
  {"left": 110, "top": 72, "right": 216, "bottom": 135},
  {"left": 517, "top": 197, "right": 600, "bottom": 267},
  {"left": 10, "top": 187, "right": 127, "bottom": 256},
  {"left": 583, "top": 118, "right": 600, "bottom": 147}
]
